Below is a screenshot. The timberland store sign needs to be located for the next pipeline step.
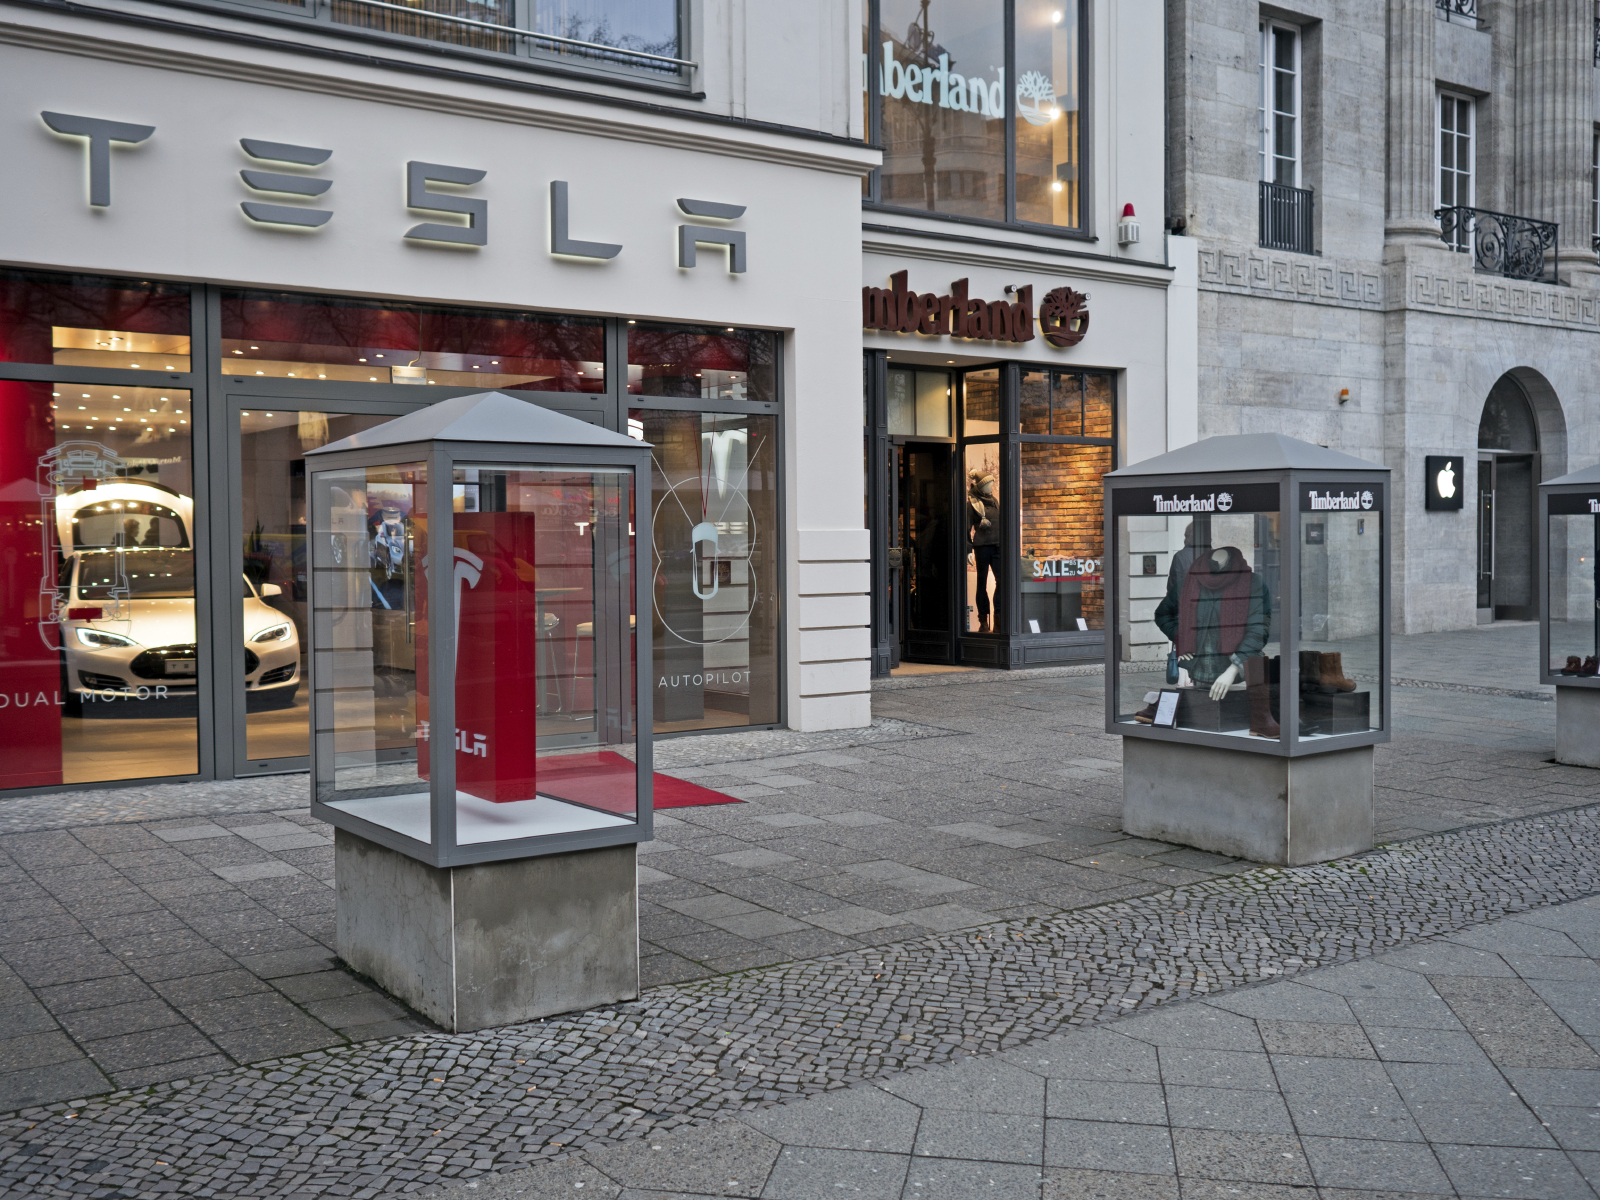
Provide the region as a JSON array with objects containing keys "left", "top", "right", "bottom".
[{"left": 862, "top": 271, "right": 1090, "bottom": 347}]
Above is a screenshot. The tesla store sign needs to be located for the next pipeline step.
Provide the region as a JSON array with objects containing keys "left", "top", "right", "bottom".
[
  {"left": 862, "top": 270, "right": 1089, "bottom": 347},
  {"left": 37, "top": 112, "right": 749, "bottom": 271}
]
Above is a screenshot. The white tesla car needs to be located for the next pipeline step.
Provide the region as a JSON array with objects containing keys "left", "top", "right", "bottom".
[{"left": 61, "top": 548, "right": 301, "bottom": 703}]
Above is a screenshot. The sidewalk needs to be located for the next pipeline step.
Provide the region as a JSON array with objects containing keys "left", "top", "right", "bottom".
[
  {"left": 454, "top": 891, "right": 1600, "bottom": 1200},
  {"left": 0, "top": 622, "right": 1593, "bottom": 1198}
]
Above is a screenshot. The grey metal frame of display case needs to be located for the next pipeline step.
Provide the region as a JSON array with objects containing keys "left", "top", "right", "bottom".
[
  {"left": 306, "top": 437, "right": 654, "bottom": 869},
  {"left": 1102, "top": 468, "right": 1392, "bottom": 758},
  {"left": 1537, "top": 473, "right": 1600, "bottom": 690}
]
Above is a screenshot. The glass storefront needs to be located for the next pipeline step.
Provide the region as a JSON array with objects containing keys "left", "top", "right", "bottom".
[{"left": 0, "top": 266, "right": 785, "bottom": 795}]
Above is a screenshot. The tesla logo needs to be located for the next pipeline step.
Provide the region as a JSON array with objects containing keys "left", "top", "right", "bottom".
[{"left": 1436, "top": 461, "right": 1457, "bottom": 500}]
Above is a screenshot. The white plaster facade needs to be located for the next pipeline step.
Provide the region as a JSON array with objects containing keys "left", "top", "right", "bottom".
[{"left": 1168, "top": 0, "right": 1600, "bottom": 634}]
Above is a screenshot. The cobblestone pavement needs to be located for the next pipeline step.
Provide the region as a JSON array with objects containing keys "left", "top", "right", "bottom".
[
  {"left": 1, "top": 801, "right": 1598, "bottom": 1199},
  {"left": 452, "top": 890, "right": 1600, "bottom": 1200}
]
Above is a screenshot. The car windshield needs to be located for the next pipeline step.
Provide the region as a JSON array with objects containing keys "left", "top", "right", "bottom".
[{"left": 76, "top": 549, "right": 196, "bottom": 600}]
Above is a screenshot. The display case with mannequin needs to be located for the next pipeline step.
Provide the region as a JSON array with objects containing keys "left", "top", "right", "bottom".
[{"left": 1102, "top": 434, "right": 1389, "bottom": 866}]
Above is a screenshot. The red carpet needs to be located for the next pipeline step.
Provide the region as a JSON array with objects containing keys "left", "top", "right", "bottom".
[{"left": 538, "top": 750, "right": 743, "bottom": 812}]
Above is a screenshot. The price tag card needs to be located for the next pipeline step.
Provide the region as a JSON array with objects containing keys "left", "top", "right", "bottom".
[{"left": 1152, "top": 690, "right": 1180, "bottom": 727}]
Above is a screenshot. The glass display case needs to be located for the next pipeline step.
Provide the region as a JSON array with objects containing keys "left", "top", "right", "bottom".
[
  {"left": 1540, "top": 463, "right": 1600, "bottom": 687},
  {"left": 1104, "top": 435, "right": 1389, "bottom": 755},
  {"left": 305, "top": 391, "right": 651, "bottom": 866}
]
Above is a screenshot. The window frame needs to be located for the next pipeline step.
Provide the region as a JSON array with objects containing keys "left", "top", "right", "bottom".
[
  {"left": 861, "top": 0, "right": 1094, "bottom": 239},
  {"left": 1437, "top": 90, "right": 1476, "bottom": 226},
  {"left": 1259, "top": 20, "right": 1302, "bottom": 189},
  {"left": 143, "top": 0, "right": 696, "bottom": 94}
]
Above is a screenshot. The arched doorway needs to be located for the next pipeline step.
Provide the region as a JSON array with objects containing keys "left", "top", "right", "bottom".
[{"left": 1477, "top": 376, "right": 1541, "bottom": 621}]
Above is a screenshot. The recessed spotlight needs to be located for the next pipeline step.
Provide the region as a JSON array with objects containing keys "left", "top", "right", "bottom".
[
  {"left": 256, "top": 371, "right": 264, "bottom": 375},
  {"left": 358, "top": 358, "right": 367, "bottom": 363},
  {"left": 251, "top": 346, "right": 259, "bottom": 350},
  {"left": 78, "top": 406, "right": 86, "bottom": 410},
  {"left": 233, "top": 350, "right": 243, "bottom": 355}
]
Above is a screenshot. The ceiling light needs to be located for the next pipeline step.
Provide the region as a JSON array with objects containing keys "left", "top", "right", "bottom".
[
  {"left": 318, "top": 374, "right": 326, "bottom": 379},
  {"left": 1052, "top": 9, "right": 1062, "bottom": 22},
  {"left": 1051, "top": 180, "right": 1064, "bottom": 192},
  {"left": 233, "top": 350, "right": 243, "bottom": 355},
  {"left": 256, "top": 371, "right": 264, "bottom": 375},
  {"left": 130, "top": 363, "right": 139, "bottom": 367},
  {"left": 369, "top": 376, "right": 377, "bottom": 381},
  {"left": 78, "top": 406, "right": 86, "bottom": 410},
  {"left": 265, "top": 413, "right": 273, "bottom": 417},
  {"left": 726, "top": 327, "right": 735, "bottom": 332},
  {"left": 82, "top": 393, "right": 90, "bottom": 398},
  {"left": 52, "top": 392, "right": 59, "bottom": 397},
  {"left": 376, "top": 354, "right": 385, "bottom": 359},
  {"left": 242, "top": 411, "right": 249, "bottom": 416},
  {"left": 251, "top": 346, "right": 259, "bottom": 350},
  {"left": 123, "top": 407, "right": 131, "bottom": 412},
  {"left": 358, "top": 358, "right": 367, "bottom": 363},
  {"left": 180, "top": 419, "right": 187, "bottom": 424}
]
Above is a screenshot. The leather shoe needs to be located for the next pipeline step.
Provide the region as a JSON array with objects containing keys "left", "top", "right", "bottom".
[
  {"left": 1564, "top": 656, "right": 1583, "bottom": 675},
  {"left": 1582, "top": 657, "right": 1599, "bottom": 677}
]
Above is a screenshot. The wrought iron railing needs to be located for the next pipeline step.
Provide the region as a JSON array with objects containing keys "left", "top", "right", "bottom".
[
  {"left": 1435, "top": 206, "right": 1559, "bottom": 282},
  {"left": 1436, "top": 0, "right": 1476, "bottom": 23},
  {"left": 1259, "top": 180, "right": 1315, "bottom": 255}
]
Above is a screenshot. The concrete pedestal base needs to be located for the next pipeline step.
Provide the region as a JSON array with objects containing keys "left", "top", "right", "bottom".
[
  {"left": 335, "top": 830, "right": 638, "bottom": 1032},
  {"left": 1122, "top": 738, "right": 1374, "bottom": 866},
  {"left": 1556, "top": 686, "right": 1600, "bottom": 768}
]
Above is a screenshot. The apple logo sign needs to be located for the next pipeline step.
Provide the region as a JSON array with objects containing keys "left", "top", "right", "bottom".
[{"left": 1436, "top": 460, "right": 1456, "bottom": 500}]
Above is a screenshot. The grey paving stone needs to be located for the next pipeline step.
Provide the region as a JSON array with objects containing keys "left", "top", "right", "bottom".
[
  {"left": 913, "top": 1109, "right": 1044, "bottom": 1164},
  {"left": 894, "top": 903, "right": 991, "bottom": 932},
  {"left": 1271, "top": 1054, "right": 1397, "bottom": 1095},
  {"left": 57, "top": 999, "right": 184, "bottom": 1042},
  {"left": 1434, "top": 1144, "right": 1595, "bottom": 1199},
  {"left": 931, "top": 822, "right": 1054, "bottom": 848},
  {"left": 840, "top": 861, "right": 976, "bottom": 896},
  {"left": 148, "top": 824, "right": 233, "bottom": 843},
  {"left": 0, "top": 1033, "right": 82, "bottom": 1073},
  {"left": 1257, "top": 1020, "right": 1376, "bottom": 1059},
  {"left": 1282, "top": 1091, "right": 1423, "bottom": 1142},
  {"left": 1504, "top": 953, "right": 1600, "bottom": 982},
  {"left": 582, "top": 1122, "right": 781, "bottom": 1197},
  {"left": 879, "top": 1058, "right": 1045, "bottom": 1115},
  {"left": 1348, "top": 995, "right": 1467, "bottom": 1030},
  {"left": 212, "top": 861, "right": 299, "bottom": 883},
  {"left": 1408, "top": 1100, "right": 1558, "bottom": 1149},
  {"left": 1162, "top": 1085, "right": 1294, "bottom": 1134},
  {"left": 1502, "top": 1069, "right": 1600, "bottom": 1108},
  {"left": 664, "top": 895, "right": 763, "bottom": 921},
  {"left": 112, "top": 1054, "right": 235, "bottom": 1088},
  {"left": 1170, "top": 1129, "right": 1312, "bottom": 1185},
  {"left": 737, "top": 1084, "right": 921, "bottom": 1153},
  {"left": 1303, "top": 961, "right": 1447, "bottom": 999},
  {"left": 1039, "top": 1168, "right": 1178, "bottom": 1200},
  {"left": 1533, "top": 1105, "right": 1600, "bottom": 1152},
  {"left": 233, "top": 946, "right": 336, "bottom": 978},
  {"left": 1156, "top": 1048, "right": 1276, "bottom": 1091},
  {"left": 1300, "top": 1136, "right": 1455, "bottom": 1193},
  {"left": 803, "top": 906, "right": 905, "bottom": 936},
  {"left": 1045, "top": 1080, "right": 1166, "bottom": 1124},
  {"left": 208, "top": 1018, "right": 343, "bottom": 1062},
  {"left": 303, "top": 992, "right": 407, "bottom": 1028},
  {"left": 818, "top": 812, "right": 894, "bottom": 827},
  {"left": 1043, "top": 1119, "right": 1174, "bottom": 1174},
  {"left": 713, "top": 850, "right": 798, "bottom": 869},
  {"left": 1118, "top": 1006, "right": 1263, "bottom": 1052},
  {"left": 1526, "top": 979, "right": 1600, "bottom": 1036},
  {"left": 84, "top": 1025, "right": 218, "bottom": 1073},
  {"left": 899, "top": 1157, "right": 1046, "bottom": 1200},
  {"left": 180, "top": 991, "right": 306, "bottom": 1035},
  {"left": 1365, "top": 1026, "right": 1494, "bottom": 1064},
  {"left": 1001, "top": 1031, "right": 1160, "bottom": 1084},
  {"left": 0, "top": 1058, "right": 108, "bottom": 1111},
  {"left": 1386, "top": 1061, "right": 1523, "bottom": 1105},
  {"left": 1448, "top": 921, "right": 1590, "bottom": 958},
  {"left": 760, "top": 1145, "right": 906, "bottom": 1200},
  {"left": 1204, "top": 982, "right": 1357, "bottom": 1025}
]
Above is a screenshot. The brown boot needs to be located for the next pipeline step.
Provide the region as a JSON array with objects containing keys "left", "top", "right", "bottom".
[
  {"left": 1245, "top": 656, "right": 1280, "bottom": 739},
  {"left": 1319, "top": 652, "right": 1356, "bottom": 692},
  {"left": 978, "top": 616, "right": 991, "bottom": 633},
  {"left": 1299, "top": 650, "right": 1334, "bottom": 694}
]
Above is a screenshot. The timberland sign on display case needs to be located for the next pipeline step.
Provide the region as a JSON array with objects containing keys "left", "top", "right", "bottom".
[
  {"left": 862, "top": 271, "right": 1090, "bottom": 346},
  {"left": 1105, "top": 433, "right": 1390, "bottom": 867}
]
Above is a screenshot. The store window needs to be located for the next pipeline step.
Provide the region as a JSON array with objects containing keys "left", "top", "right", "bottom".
[
  {"left": 1, "top": 376, "right": 197, "bottom": 789},
  {"left": 626, "top": 322, "right": 776, "bottom": 404},
  {"left": 0, "top": 269, "right": 191, "bottom": 368},
  {"left": 220, "top": 291, "right": 605, "bottom": 392},
  {"left": 887, "top": 367, "right": 952, "bottom": 437},
  {"left": 1019, "top": 370, "right": 1113, "bottom": 635},
  {"left": 867, "top": 0, "right": 1087, "bottom": 231},
  {"left": 632, "top": 408, "right": 778, "bottom": 733},
  {"left": 240, "top": 410, "right": 398, "bottom": 765}
]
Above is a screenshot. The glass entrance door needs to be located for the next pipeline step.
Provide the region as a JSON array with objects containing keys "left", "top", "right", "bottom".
[
  {"left": 898, "top": 443, "right": 954, "bottom": 662},
  {"left": 1477, "top": 457, "right": 1494, "bottom": 612}
]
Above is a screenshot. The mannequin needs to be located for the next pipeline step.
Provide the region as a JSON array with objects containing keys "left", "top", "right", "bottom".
[
  {"left": 967, "top": 468, "right": 1000, "bottom": 633},
  {"left": 1153, "top": 545, "right": 1271, "bottom": 701}
]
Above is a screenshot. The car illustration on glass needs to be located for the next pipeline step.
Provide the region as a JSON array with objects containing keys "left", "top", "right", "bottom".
[{"left": 60, "top": 550, "right": 301, "bottom": 704}]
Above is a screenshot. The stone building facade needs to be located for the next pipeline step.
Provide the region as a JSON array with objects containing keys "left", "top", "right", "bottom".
[{"left": 1166, "top": 0, "right": 1600, "bottom": 633}]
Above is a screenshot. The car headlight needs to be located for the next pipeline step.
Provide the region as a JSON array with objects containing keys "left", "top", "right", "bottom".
[
  {"left": 251, "top": 622, "right": 294, "bottom": 644},
  {"left": 75, "top": 627, "right": 138, "bottom": 649}
]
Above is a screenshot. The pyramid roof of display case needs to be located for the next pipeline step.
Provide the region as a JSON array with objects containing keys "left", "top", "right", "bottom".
[
  {"left": 1542, "top": 462, "right": 1600, "bottom": 487},
  {"left": 1107, "top": 433, "right": 1384, "bottom": 477},
  {"left": 307, "top": 391, "right": 645, "bottom": 455}
]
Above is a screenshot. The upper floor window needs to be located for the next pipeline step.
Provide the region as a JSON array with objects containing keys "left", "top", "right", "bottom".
[
  {"left": 862, "top": 0, "right": 1087, "bottom": 233},
  {"left": 1591, "top": 128, "right": 1598, "bottom": 239},
  {"left": 1438, "top": 92, "right": 1474, "bottom": 249},
  {"left": 1259, "top": 22, "right": 1300, "bottom": 187},
  {"left": 181, "top": 0, "right": 688, "bottom": 82}
]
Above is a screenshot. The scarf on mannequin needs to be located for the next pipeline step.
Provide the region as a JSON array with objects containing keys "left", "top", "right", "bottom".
[{"left": 1176, "top": 546, "right": 1253, "bottom": 657}]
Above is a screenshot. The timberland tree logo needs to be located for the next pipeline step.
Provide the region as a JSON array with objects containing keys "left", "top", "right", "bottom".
[{"left": 1590, "top": 499, "right": 1600, "bottom": 514}]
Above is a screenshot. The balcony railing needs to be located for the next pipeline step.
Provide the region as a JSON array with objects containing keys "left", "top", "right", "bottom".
[
  {"left": 1595, "top": 14, "right": 1599, "bottom": 66},
  {"left": 1435, "top": 206, "right": 1559, "bottom": 283},
  {"left": 1436, "top": 0, "right": 1477, "bottom": 23},
  {"left": 1259, "top": 181, "right": 1316, "bottom": 255}
]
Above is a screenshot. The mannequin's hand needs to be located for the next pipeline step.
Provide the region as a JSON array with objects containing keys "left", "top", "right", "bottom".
[
  {"left": 1208, "top": 663, "right": 1240, "bottom": 701},
  {"left": 967, "top": 550, "right": 975, "bottom": 565},
  {"left": 1177, "top": 653, "right": 1194, "bottom": 663}
]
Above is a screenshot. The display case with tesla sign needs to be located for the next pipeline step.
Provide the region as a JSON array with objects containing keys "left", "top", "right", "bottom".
[
  {"left": 1538, "top": 463, "right": 1600, "bottom": 768},
  {"left": 304, "top": 391, "right": 653, "bottom": 868},
  {"left": 1102, "top": 435, "right": 1391, "bottom": 866}
]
